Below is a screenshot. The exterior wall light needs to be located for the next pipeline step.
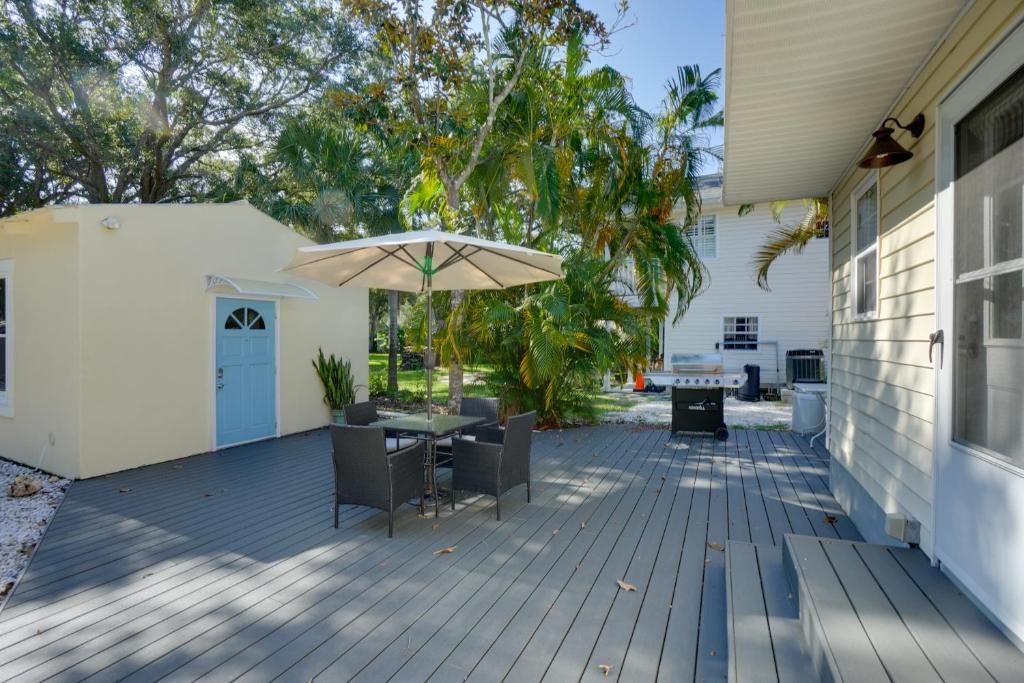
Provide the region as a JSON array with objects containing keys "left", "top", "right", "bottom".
[{"left": 857, "top": 114, "right": 925, "bottom": 168}]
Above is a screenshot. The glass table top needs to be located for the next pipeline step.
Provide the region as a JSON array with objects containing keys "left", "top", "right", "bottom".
[{"left": 370, "top": 413, "right": 487, "bottom": 437}]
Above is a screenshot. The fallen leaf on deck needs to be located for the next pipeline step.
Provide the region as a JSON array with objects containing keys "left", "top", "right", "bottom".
[
  {"left": 580, "top": 521, "right": 586, "bottom": 529},
  {"left": 432, "top": 523, "right": 440, "bottom": 530},
  {"left": 119, "top": 488, "right": 132, "bottom": 493},
  {"left": 704, "top": 558, "right": 712, "bottom": 565},
  {"left": 599, "top": 664, "right": 612, "bottom": 676},
  {"left": 616, "top": 579, "right": 637, "bottom": 592},
  {"left": 707, "top": 541, "right": 725, "bottom": 551},
  {"left": 661, "top": 475, "right": 666, "bottom": 481},
  {"left": 172, "top": 465, "right": 183, "bottom": 470},
  {"left": 710, "top": 649, "right": 717, "bottom": 657},
  {"left": 552, "top": 529, "right": 559, "bottom": 535},
  {"left": 824, "top": 514, "right": 837, "bottom": 524},
  {"left": 434, "top": 546, "right": 457, "bottom": 555}
]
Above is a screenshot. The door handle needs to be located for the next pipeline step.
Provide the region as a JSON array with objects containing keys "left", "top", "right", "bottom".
[{"left": 928, "top": 329, "right": 944, "bottom": 368}]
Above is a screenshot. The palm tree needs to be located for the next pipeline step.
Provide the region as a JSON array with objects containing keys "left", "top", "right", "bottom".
[
  {"left": 222, "top": 115, "right": 415, "bottom": 393},
  {"left": 746, "top": 198, "right": 830, "bottom": 290}
]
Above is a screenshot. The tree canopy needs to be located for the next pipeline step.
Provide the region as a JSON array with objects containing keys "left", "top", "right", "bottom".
[{"left": 0, "top": 0, "right": 356, "bottom": 213}]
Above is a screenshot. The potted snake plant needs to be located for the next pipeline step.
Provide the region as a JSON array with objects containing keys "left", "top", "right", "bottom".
[{"left": 312, "top": 348, "right": 361, "bottom": 424}]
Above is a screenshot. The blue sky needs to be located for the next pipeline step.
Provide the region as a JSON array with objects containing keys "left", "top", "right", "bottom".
[{"left": 587, "top": 0, "right": 726, "bottom": 151}]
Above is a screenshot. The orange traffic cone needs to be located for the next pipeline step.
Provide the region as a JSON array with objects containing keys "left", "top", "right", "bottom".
[{"left": 634, "top": 371, "right": 645, "bottom": 391}]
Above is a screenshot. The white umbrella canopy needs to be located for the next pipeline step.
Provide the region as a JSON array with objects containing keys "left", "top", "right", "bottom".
[
  {"left": 283, "top": 229, "right": 564, "bottom": 421},
  {"left": 281, "top": 229, "right": 564, "bottom": 292}
]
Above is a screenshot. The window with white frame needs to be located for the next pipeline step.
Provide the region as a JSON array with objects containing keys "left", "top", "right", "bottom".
[
  {"left": 851, "top": 175, "right": 879, "bottom": 317},
  {"left": 686, "top": 214, "right": 717, "bottom": 259},
  {"left": 0, "top": 260, "right": 11, "bottom": 414},
  {"left": 723, "top": 316, "right": 758, "bottom": 350}
]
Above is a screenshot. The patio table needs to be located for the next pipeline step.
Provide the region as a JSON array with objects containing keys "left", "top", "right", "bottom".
[{"left": 371, "top": 413, "right": 488, "bottom": 517}]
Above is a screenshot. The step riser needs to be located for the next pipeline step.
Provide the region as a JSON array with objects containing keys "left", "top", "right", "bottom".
[{"left": 783, "top": 538, "right": 837, "bottom": 683}]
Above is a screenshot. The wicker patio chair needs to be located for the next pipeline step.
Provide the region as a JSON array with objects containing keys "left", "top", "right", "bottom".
[
  {"left": 450, "top": 411, "right": 536, "bottom": 520},
  {"left": 330, "top": 425, "right": 424, "bottom": 537},
  {"left": 343, "top": 401, "right": 416, "bottom": 452},
  {"left": 435, "top": 397, "right": 501, "bottom": 464}
]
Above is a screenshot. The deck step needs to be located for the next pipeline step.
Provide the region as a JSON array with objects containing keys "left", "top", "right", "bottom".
[
  {"left": 726, "top": 541, "right": 813, "bottom": 682},
  {"left": 782, "top": 534, "right": 1024, "bottom": 682}
]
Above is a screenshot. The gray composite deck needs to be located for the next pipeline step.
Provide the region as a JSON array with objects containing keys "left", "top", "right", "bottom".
[{"left": 0, "top": 425, "right": 859, "bottom": 682}]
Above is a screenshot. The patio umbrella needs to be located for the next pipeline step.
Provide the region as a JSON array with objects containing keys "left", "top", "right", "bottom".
[{"left": 282, "top": 229, "right": 564, "bottom": 421}]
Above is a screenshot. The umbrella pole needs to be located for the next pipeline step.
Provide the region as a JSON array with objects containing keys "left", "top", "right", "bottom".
[{"left": 425, "top": 280, "right": 433, "bottom": 423}]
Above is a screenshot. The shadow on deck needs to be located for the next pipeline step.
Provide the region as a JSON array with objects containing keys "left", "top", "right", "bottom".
[{"left": 0, "top": 426, "right": 886, "bottom": 681}]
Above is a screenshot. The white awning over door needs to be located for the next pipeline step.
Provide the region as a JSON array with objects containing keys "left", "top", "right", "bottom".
[{"left": 205, "top": 274, "right": 318, "bottom": 300}]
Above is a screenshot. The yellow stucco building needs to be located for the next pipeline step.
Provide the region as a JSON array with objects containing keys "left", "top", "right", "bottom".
[{"left": 0, "top": 201, "right": 368, "bottom": 479}]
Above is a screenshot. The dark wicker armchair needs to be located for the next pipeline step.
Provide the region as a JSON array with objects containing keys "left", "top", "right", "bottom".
[
  {"left": 330, "top": 425, "right": 424, "bottom": 537},
  {"left": 450, "top": 411, "right": 536, "bottom": 520},
  {"left": 343, "top": 401, "right": 416, "bottom": 452},
  {"left": 435, "top": 397, "right": 501, "bottom": 463}
]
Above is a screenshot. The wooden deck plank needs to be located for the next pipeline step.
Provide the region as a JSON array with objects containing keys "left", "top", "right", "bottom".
[
  {"left": 725, "top": 541, "right": 775, "bottom": 683},
  {"left": 608, "top": 436, "right": 703, "bottom": 683},
  {"left": 423, "top": 431, "right": 665, "bottom": 683},
  {"left": 783, "top": 535, "right": 890, "bottom": 682},
  {"left": 892, "top": 547, "right": 1024, "bottom": 682},
  {"left": 150, "top": 428, "right": 630, "bottom": 683},
  {"left": 0, "top": 426, "right": 873, "bottom": 683},
  {"left": 738, "top": 430, "right": 790, "bottom": 545},
  {"left": 326, "top": 428, "right": 658, "bottom": 683},
  {"left": 695, "top": 436, "right": 731, "bottom": 681},
  {"left": 656, "top": 436, "right": 714, "bottom": 682},
  {"left": 735, "top": 431, "right": 773, "bottom": 546},
  {"left": 854, "top": 544, "right": 996, "bottom": 682},
  {"left": 755, "top": 544, "right": 809, "bottom": 683},
  {"left": 499, "top": 431, "right": 678, "bottom": 682},
  {"left": 821, "top": 541, "right": 942, "bottom": 681}
]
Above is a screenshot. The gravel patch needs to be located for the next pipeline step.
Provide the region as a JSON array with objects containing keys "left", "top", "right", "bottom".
[
  {"left": 1, "top": 459, "right": 69, "bottom": 610},
  {"left": 600, "top": 392, "right": 792, "bottom": 428}
]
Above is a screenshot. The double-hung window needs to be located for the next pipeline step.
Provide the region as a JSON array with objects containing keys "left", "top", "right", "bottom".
[
  {"left": 687, "top": 214, "right": 718, "bottom": 259},
  {"left": 0, "top": 259, "right": 11, "bottom": 415},
  {"left": 851, "top": 174, "right": 880, "bottom": 317},
  {"left": 723, "top": 316, "right": 758, "bottom": 350}
]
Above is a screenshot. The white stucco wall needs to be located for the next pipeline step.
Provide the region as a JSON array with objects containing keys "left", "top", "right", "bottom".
[
  {"left": 0, "top": 202, "right": 367, "bottom": 479},
  {"left": 664, "top": 202, "right": 830, "bottom": 385}
]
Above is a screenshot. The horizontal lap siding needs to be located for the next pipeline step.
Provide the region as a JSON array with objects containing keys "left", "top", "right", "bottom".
[
  {"left": 666, "top": 203, "right": 830, "bottom": 384},
  {"left": 828, "top": 0, "right": 1024, "bottom": 556}
]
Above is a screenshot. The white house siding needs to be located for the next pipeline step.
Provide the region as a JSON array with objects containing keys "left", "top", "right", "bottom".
[
  {"left": 828, "top": 0, "right": 1024, "bottom": 556},
  {"left": 665, "top": 202, "right": 830, "bottom": 385}
]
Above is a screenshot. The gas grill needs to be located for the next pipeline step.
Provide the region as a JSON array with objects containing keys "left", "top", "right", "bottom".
[{"left": 664, "top": 354, "right": 745, "bottom": 441}]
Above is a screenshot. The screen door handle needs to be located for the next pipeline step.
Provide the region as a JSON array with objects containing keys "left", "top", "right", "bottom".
[{"left": 928, "top": 330, "right": 944, "bottom": 368}]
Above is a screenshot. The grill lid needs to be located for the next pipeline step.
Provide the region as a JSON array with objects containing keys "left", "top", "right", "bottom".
[{"left": 670, "top": 353, "right": 724, "bottom": 374}]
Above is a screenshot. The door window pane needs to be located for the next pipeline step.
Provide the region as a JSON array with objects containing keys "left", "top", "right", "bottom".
[
  {"left": 953, "top": 279, "right": 1023, "bottom": 461},
  {"left": 952, "top": 65, "right": 1024, "bottom": 465}
]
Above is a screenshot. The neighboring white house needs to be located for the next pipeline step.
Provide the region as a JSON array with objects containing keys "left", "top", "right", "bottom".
[
  {"left": 662, "top": 174, "right": 830, "bottom": 386},
  {"left": 0, "top": 202, "right": 367, "bottom": 480},
  {"left": 724, "top": 0, "right": 1024, "bottom": 646}
]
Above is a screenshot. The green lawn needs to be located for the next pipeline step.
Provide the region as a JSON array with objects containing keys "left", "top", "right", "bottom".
[
  {"left": 368, "top": 352, "right": 638, "bottom": 419},
  {"left": 368, "top": 353, "right": 494, "bottom": 403}
]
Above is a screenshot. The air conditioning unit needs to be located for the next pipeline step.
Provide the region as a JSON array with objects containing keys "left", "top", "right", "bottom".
[{"left": 786, "top": 349, "right": 825, "bottom": 386}]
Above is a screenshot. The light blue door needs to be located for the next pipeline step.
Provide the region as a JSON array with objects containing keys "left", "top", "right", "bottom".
[{"left": 216, "top": 298, "right": 276, "bottom": 447}]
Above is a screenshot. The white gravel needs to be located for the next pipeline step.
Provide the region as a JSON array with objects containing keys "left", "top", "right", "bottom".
[
  {"left": 601, "top": 392, "right": 792, "bottom": 428},
  {"left": 1, "top": 459, "right": 69, "bottom": 610}
]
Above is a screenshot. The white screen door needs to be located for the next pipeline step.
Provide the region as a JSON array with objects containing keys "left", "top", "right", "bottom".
[{"left": 935, "top": 24, "right": 1024, "bottom": 643}]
